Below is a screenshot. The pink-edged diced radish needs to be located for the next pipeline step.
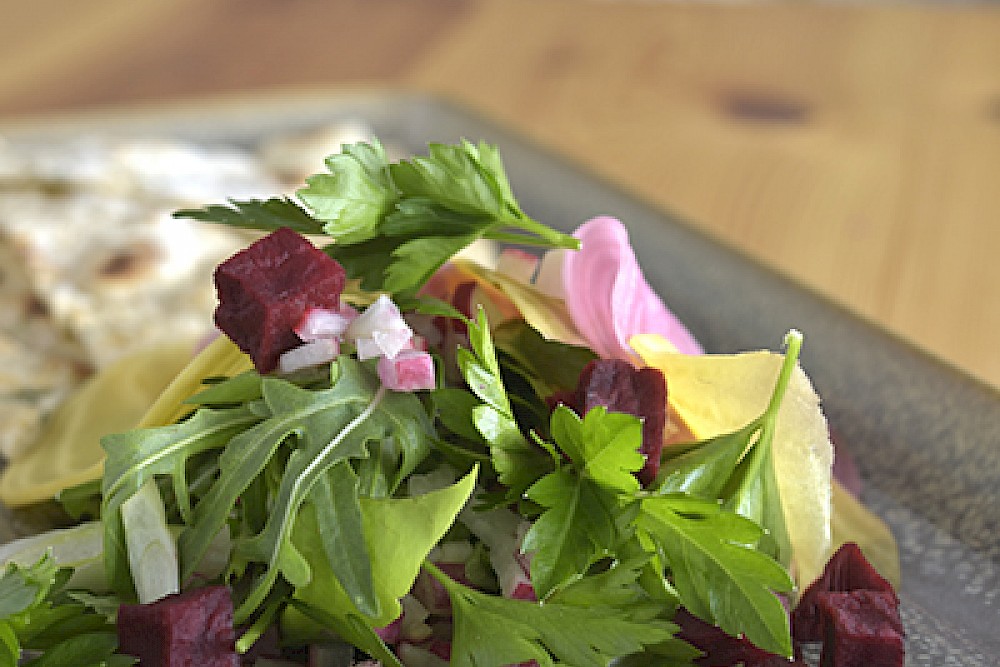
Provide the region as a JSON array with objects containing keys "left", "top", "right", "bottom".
[{"left": 378, "top": 349, "right": 436, "bottom": 392}]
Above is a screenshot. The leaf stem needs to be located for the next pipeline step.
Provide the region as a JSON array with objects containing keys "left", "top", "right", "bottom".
[{"left": 763, "top": 330, "right": 803, "bottom": 422}]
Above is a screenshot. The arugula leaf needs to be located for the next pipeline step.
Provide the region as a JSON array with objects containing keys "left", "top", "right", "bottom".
[
  {"left": 638, "top": 493, "right": 794, "bottom": 657},
  {"left": 425, "top": 561, "right": 682, "bottom": 667},
  {"left": 182, "top": 358, "right": 433, "bottom": 623},
  {"left": 521, "top": 406, "right": 644, "bottom": 599},
  {"left": 101, "top": 406, "right": 261, "bottom": 598},
  {"left": 492, "top": 319, "right": 597, "bottom": 399},
  {"left": 287, "top": 466, "right": 478, "bottom": 635},
  {"left": 20, "top": 631, "right": 126, "bottom": 667}
]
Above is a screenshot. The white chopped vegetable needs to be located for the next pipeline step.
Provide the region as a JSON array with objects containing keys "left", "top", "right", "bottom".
[
  {"left": 294, "top": 304, "right": 358, "bottom": 342},
  {"left": 279, "top": 338, "right": 340, "bottom": 374},
  {"left": 0, "top": 521, "right": 106, "bottom": 591},
  {"left": 346, "top": 295, "right": 413, "bottom": 360},
  {"left": 121, "top": 478, "right": 179, "bottom": 604}
]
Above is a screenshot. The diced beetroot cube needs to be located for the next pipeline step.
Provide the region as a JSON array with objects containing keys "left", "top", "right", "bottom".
[
  {"left": 818, "top": 590, "right": 904, "bottom": 667},
  {"left": 675, "top": 607, "right": 777, "bottom": 666},
  {"left": 793, "top": 542, "right": 897, "bottom": 642},
  {"left": 214, "top": 227, "right": 346, "bottom": 373},
  {"left": 117, "top": 585, "right": 239, "bottom": 667},
  {"left": 566, "top": 359, "right": 667, "bottom": 486}
]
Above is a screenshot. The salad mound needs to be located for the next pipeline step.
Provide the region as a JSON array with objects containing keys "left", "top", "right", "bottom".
[{"left": 0, "top": 139, "right": 903, "bottom": 666}]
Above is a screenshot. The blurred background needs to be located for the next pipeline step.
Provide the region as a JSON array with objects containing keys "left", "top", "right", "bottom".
[{"left": 1, "top": 0, "right": 998, "bottom": 389}]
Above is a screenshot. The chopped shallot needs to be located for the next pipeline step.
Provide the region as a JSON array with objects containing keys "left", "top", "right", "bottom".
[
  {"left": 346, "top": 295, "right": 413, "bottom": 360},
  {"left": 278, "top": 338, "right": 339, "bottom": 374}
]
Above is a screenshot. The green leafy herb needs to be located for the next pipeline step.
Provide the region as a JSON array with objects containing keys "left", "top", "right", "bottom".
[
  {"left": 176, "top": 139, "right": 579, "bottom": 298},
  {"left": 638, "top": 493, "right": 794, "bottom": 657},
  {"left": 0, "top": 556, "right": 122, "bottom": 666},
  {"left": 653, "top": 331, "right": 804, "bottom": 567},
  {"left": 521, "top": 406, "right": 644, "bottom": 599},
  {"left": 453, "top": 308, "right": 553, "bottom": 499},
  {"left": 425, "top": 560, "right": 684, "bottom": 667}
]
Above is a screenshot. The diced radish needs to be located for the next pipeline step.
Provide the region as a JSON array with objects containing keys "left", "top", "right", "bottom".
[
  {"left": 278, "top": 338, "right": 340, "bottom": 374},
  {"left": 377, "top": 349, "right": 436, "bottom": 392},
  {"left": 346, "top": 295, "right": 413, "bottom": 360},
  {"left": 294, "top": 304, "right": 358, "bottom": 342}
]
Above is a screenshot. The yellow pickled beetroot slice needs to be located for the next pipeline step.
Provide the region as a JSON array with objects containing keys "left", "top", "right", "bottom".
[{"left": 0, "top": 336, "right": 252, "bottom": 507}]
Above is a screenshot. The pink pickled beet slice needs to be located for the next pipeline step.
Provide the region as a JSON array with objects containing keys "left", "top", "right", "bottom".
[{"left": 561, "top": 216, "right": 703, "bottom": 360}]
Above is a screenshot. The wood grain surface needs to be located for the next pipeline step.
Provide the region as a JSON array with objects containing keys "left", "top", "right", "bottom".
[{"left": 1, "top": 0, "right": 998, "bottom": 389}]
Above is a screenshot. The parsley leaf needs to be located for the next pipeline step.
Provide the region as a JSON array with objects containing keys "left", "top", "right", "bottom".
[
  {"left": 638, "top": 494, "right": 794, "bottom": 657},
  {"left": 653, "top": 331, "right": 805, "bottom": 568},
  {"left": 297, "top": 139, "right": 397, "bottom": 244},
  {"left": 425, "top": 561, "right": 681, "bottom": 667},
  {"left": 176, "top": 139, "right": 579, "bottom": 299},
  {"left": 521, "top": 406, "right": 644, "bottom": 599},
  {"left": 455, "top": 309, "right": 553, "bottom": 498},
  {"left": 175, "top": 197, "right": 323, "bottom": 235}
]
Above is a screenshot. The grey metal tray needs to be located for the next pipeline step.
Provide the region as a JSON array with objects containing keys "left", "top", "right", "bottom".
[{"left": 3, "top": 89, "right": 998, "bottom": 665}]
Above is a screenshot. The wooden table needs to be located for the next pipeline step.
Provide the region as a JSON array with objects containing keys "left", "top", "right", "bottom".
[{"left": 2, "top": 0, "right": 999, "bottom": 389}]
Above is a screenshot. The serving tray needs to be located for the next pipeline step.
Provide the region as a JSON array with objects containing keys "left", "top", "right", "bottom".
[{"left": 2, "top": 89, "right": 997, "bottom": 665}]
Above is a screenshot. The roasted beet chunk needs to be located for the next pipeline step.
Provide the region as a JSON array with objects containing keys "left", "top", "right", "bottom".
[
  {"left": 818, "top": 590, "right": 904, "bottom": 667},
  {"left": 674, "top": 607, "right": 807, "bottom": 667},
  {"left": 562, "top": 359, "right": 667, "bottom": 485},
  {"left": 792, "top": 542, "right": 897, "bottom": 642},
  {"left": 214, "top": 227, "right": 346, "bottom": 373},
  {"left": 117, "top": 585, "right": 239, "bottom": 666}
]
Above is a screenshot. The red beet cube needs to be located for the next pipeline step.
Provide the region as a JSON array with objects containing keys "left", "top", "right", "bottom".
[
  {"left": 818, "top": 590, "right": 904, "bottom": 667},
  {"left": 117, "top": 585, "right": 239, "bottom": 666},
  {"left": 793, "top": 542, "right": 897, "bottom": 642},
  {"left": 569, "top": 359, "right": 667, "bottom": 486},
  {"left": 214, "top": 227, "right": 346, "bottom": 373}
]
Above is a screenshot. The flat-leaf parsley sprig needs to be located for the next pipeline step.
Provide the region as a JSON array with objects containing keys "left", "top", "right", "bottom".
[{"left": 177, "top": 139, "right": 580, "bottom": 299}]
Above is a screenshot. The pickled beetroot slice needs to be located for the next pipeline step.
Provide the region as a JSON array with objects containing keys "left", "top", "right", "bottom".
[
  {"left": 117, "top": 585, "right": 239, "bottom": 667},
  {"left": 563, "top": 359, "right": 667, "bottom": 486},
  {"left": 792, "top": 542, "right": 898, "bottom": 642},
  {"left": 213, "top": 227, "right": 346, "bottom": 373}
]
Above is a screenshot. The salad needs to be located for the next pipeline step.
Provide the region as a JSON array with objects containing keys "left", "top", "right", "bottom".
[{"left": 0, "top": 139, "right": 904, "bottom": 666}]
